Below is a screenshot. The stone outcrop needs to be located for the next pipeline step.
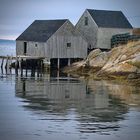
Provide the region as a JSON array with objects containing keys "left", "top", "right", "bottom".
[
  {"left": 101, "top": 41, "right": 140, "bottom": 74},
  {"left": 64, "top": 41, "right": 140, "bottom": 80}
]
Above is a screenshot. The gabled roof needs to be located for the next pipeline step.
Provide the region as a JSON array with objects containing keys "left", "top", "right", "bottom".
[
  {"left": 87, "top": 9, "right": 133, "bottom": 29},
  {"left": 16, "top": 19, "right": 67, "bottom": 42}
]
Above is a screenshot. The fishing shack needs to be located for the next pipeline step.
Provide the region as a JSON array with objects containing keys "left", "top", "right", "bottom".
[{"left": 16, "top": 19, "right": 88, "bottom": 69}]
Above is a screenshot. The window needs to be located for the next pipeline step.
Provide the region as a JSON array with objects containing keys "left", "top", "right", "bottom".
[
  {"left": 35, "top": 43, "right": 38, "bottom": 47},
  {"left": 85, "top": 17, "right": 88, "bottom": 26},
  {"left": 67, "top": 43, "right": 71, "bottom": 48}
]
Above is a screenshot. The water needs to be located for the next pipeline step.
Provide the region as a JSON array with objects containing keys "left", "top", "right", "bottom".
[
  {"left": 0, "top": 39, "right": 16, "bottom": 56},
  {"left": 0, "top": 41, "right": 140, "bottom": 140}
]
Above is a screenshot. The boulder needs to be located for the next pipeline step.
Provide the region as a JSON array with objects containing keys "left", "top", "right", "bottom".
[
  {"left": 87, "top": 49, "right": 101, "bottom": 60},
  {"left": 89, "top": 52, "right": 109, "bottom": 68},
  {"left": 101, "top": 41, "right": 140, "bottom": 74}
]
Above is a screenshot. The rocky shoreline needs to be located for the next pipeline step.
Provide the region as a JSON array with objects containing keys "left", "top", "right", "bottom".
[{"left": 64, "top": 41, "right": 140, "bottom": 85}]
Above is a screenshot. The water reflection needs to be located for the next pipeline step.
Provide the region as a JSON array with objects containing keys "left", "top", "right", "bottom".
[{"left": 15, "top": 71, "right": 134, "bottom": 135}]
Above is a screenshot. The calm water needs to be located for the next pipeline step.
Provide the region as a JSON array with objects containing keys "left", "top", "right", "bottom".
[
  {"left": 0, "top": 40, "right": 16, "bottom": 56},
  {"left": 0, "top": 41, "right": 140, "bottom": 140}
]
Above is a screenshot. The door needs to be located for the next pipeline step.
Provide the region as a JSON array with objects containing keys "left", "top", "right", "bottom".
[{"left": 24, "top": 42, "right": 27, "bottom": 55}]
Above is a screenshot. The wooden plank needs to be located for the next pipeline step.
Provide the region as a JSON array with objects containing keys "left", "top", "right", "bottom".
[{"left": 0, "top": 55, "right": 47, "bottom": 60}]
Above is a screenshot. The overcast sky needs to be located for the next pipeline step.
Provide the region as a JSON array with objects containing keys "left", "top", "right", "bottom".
[{"left": 0, "top": 0, "right": 140, "bottom": 40}]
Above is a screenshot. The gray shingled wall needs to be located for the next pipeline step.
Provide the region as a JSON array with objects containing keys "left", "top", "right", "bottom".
[
  {"left": 75, "top": 9, "right": 133, "bottom": 50},
  {"left": 16, "top": 20, "right": 88, "bottom": 59}
]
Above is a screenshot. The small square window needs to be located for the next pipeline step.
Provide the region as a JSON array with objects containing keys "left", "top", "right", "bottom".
[
  {"left": 35, "top": 44, "right": 38, "bottom": 47},
  {"left": 67, "top": 43, "right": 71, "bottom": 48}
]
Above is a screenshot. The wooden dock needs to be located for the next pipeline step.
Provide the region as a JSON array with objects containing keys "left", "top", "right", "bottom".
[
  {"left": 0, "top": 55, "right": 50, "bottom": 77},
  {"left": 0, "top": 55, "right": 47, "bottom": 70},
  {"left": 0, "top": 55, "right": 46, "bottom": 60}
]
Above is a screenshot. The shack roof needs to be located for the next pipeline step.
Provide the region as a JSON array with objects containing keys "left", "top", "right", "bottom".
[
  {"left": 16, "top": 19, "right": 67, "bottom": 42},
  {"left": 87, "top": 9, "right": 133, "bottom": 29}
]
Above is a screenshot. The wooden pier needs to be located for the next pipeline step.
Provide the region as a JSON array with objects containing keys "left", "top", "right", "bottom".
[
  {"left": 0, "top": 55, "right": 49, "bottom": 77},
  {"left": 0, "top": 55, "right": 46, "bottom": 69},
  {"left": 0, "top": 55, "right": 78, "bottom": 76}
]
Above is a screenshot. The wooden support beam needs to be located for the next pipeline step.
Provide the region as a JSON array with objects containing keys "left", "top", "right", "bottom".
[
  {"left": 68, "top": 58, "right": 71, "bottom": 66},
  {"left": 1, "top": 67, "right": 3, "bottom": 75},
  {"left": 5, "top": 56, "right": 9, "bottom": 69},
  {"left": 15, "top": 57, "right": 19, "bottom": 70},
  {"left": 25, "top": 59, "right": 28, "bottom": 77},
  {"left": 19, "top": 57, "right": 21, "bottom": 69},
  {"left": 9, "top": 56, "right": 13, "bottom": 69},
  {"left": 57, "top": 58, "right": 60, "bottom": 70},
  {"left": 1, "top": 58, "right": 4, "bottom": 68}
]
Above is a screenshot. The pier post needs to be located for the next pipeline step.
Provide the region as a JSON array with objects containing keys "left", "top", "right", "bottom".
[
  {"left": 15, "top": 57, "right": 19, "bottom": 76},
  {"left": 19, "top": 57, "right": 21, "bottom": 70},
  {"left": 40, "top": 60, "right": 43, "bottom": 77},
  {"left": 9, "top": 56, "right": 13, "bottom": 69},
  {"left": 21, "top": 68, "right": 23, "bottom": 77},
  {"left": 37, "top": 59, "right": 40, "bottom": 77},
  {"left": 20, "top": 58, "right": 23, "bottom": 77},
  {"left": 25, "top": 59, "right": 28, "bottom": 77},
  {"left": 40, "top": 60, "right": 43, "bottom": 70},
  {"left": 1, "top": 67, "right": 3, "bottom": 75},
  {"left": 68, "top": 58, "right": 71, "bottom": 66},
  {"left": 15, "top": 57, "right": 19, "bottom": 69},
  {"left": 57, "top": 58, "right": 60, "bottom": 70},
  {"left": 5, "top": 56, "right": 9, "bottom": 69},
  {"left": 1, "top": 58, "right": 4, "bottom": 68}
]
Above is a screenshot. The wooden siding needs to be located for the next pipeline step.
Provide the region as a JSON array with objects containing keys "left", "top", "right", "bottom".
[
  {"left": 45, "top": 36, "right": 87, "bottom": 58},
  {"left": 16, "top": 41, "right": 24, "bottom": 55},
  {"left": 16, "top": 40, "right": 46, "bottom": 56},
  {"left": 75, "top": 10, "right": 133, "bottom": 50},
  {"left": 16, "top": 20, "right": 88, "bottom": 59},
  {"left": 75, "top": 10, "right": 98, "bottom": 49},
  {"left": 45, "top": 20, "right": 87, "bottom": 58},
  {"left": 96, "top": 28, "right": 132, "bottom": 49}
]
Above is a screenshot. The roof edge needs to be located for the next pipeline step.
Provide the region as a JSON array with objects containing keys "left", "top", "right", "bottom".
[{"left": 16, "top": 19, "right": 68, "bottom": 42}]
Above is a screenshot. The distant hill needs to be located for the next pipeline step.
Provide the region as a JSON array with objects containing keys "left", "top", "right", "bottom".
[{"left": 0, "top": 39, "right": 15, "bottom": 44}]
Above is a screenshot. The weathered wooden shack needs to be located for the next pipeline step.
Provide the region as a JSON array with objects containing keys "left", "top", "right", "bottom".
[
  {"left": 16, "top": 19, "right": 87, "bottom": 69},
  {"left": 75, "top": 9, "right": 133, "bottom": 52}
]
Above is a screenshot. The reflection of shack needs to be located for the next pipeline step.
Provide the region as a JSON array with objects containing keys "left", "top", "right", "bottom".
[
  {"left": 15, "top": 78, "right": 109, "bottom": 111},
  {"left": 16, "top": 78, "right": 128, "bottom": 134}
]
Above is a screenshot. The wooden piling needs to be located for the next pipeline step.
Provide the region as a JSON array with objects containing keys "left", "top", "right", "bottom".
[
  {"left": 9, "top": 56, "right": 13, "bottom": 69},
  {"left": 0, "top": 55, "right": 48, "bottom": 76},
  {"left": 1, "top": 67, "right": 3, "bottom": 75},
  {"left": 15, "top": 57, "right": 18, "bottom": 76},
  {"left": 15, "top": 56, "right": 19, "bottom": 69},
  {"left": 40, "top": 60, "right": 43, "bottom": 71},
  {"left": 19, "top": 57, "right": 21, "bottom": 70},
  {"left": 1, "top": 58, "right": 4, "bottom": 68},
  {"left": 21, "top": 68, "right": 23, "bottom": 77},
  {"left": 25, "top": 59, "right": 28, "bottom": 77},
  {"left": 68, "top": 58, "right": 71, "bottom": 66},
  {"left": 5, "top": 56, "right": 9, "bottom": 69},
  {"left": 57, "top": 58, "right": 60, "bottom": 70}
]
